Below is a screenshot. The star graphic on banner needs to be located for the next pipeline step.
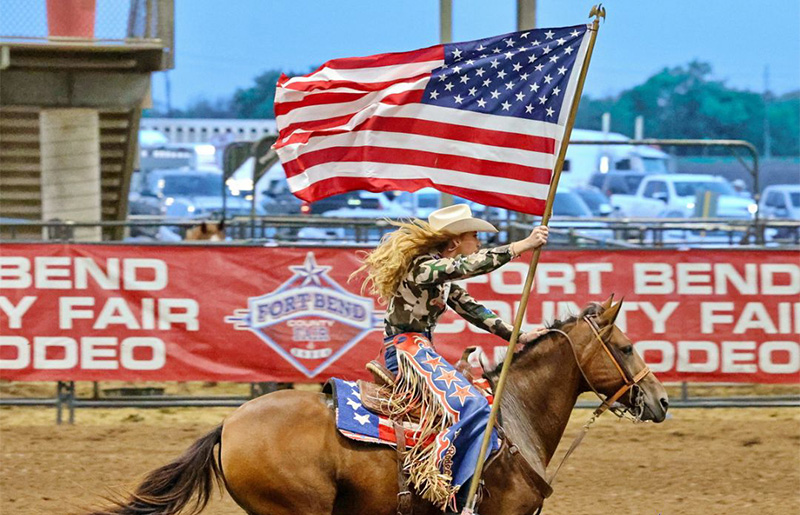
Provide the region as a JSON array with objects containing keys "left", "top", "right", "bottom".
[
  {"left": 354, "top": 413, "right": 371, "bottom": 425},
  {"left": 289, "top": 253, "right": 332, "bottom": 287},
  {"left": 346, "top": 398, "right": 362, "bottom": 411},
  {"left": 424, "top": 355, "right": 445, "bottom": 371},
  {"left": 452, "top": 384, "right": 475, "bottom": 405},
  {"left": 436, "top": 369, "right": 460, "bottom": 388}
]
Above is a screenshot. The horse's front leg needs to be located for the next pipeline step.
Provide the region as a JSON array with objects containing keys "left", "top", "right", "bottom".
[{"left": 474, "top": 451, "right": 545, "bottom": 514}]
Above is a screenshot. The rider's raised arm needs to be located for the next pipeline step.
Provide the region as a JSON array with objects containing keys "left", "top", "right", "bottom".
[
  {"left": 411, "top": 245, "right": 514, "bottom": 285},
  {"left": 446, "top": 283, "right": 514, "bottom": 341}
]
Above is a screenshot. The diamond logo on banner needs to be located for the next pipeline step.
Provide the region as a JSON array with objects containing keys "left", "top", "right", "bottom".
[{"left": 225, "top": 252, "right": 383, "bottom": 377}]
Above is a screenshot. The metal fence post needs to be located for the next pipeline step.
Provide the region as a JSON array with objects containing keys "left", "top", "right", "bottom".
[
  {"left": 56, "top": 382, "right": 64, "bottom": 425},
  {"left": 67, "top": 382, "right": 76, "bottom": 424}
]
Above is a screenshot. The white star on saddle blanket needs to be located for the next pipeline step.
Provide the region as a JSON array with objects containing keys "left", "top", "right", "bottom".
[
  {"left": 346, "top": 398, "right": 362, "bottom": 411},
  {"left": 354, "top": 413, "right": 371, "bottom": 425}
]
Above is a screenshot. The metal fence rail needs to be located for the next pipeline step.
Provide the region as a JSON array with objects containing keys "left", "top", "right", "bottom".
[
  {"left": 2, "top": 217, "right": 799, "bottom": 247},
  {"left": 2, "top": 381, "right": 797, "bottom": 424}
]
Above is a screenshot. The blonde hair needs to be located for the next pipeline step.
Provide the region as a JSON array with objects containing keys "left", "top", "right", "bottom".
[{"left": 350, "top": 219, "right": 455, "bottom": 304}]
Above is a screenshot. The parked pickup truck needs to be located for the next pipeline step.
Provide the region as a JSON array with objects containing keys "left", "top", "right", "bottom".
[{"left": 610, "top": 174, "right": 758, "bottom": 219}]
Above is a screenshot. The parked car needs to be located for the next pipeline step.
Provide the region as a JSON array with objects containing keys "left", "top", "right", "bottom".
[
  {"left": 261, "top": 185, "right": 302, "bottom": 215},
  {"left": 483, "top": 191, "right": 614, "bottom": 244},
  {"left": 133, "top": 168, "right": 262, "bottom": 218},
  {"left": 572, "top": 186, "right": 615, "bottom": 217},
  {"left": 549, "top": 191, "right": 615, "bottom": 244},
  {"left": 299, "top": 192, "right": 365, "bottom": 215},
  {"left": 321, "top": 191, "right": 413, "bottom": 218},
  {"left": 610, "top": 174, "right": 758, "bottom": 219},
  {"left": 393, "top": 188, "right": 472, "bottom": 218},
  {"left": 760, "top": 184, "right": 800, "bottom": 220},
  {"left": 589, "top": 171, "right": 647, "bottom": 196},
  {"left": 559, "top": 128, "right": 671, "bottom": 190}
]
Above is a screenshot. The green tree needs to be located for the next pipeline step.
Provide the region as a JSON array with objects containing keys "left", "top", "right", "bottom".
[
  {"left": 232, "top": 69, "right": 284, "bottom": 119},
  {"left": 768, "top": 92, "right": 800, "bottom": 156},
  {"left": 143, "top": 96, "right": 236, "bottom": 118},
  {"left": 576, "top": 61, "right": 799, "bottom": 157}
]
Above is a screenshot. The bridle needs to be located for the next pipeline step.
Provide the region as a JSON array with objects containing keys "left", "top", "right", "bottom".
[
  {"left": 548, "top": 314, "right": 651, "bottom": 420},
  {"left": 542, "top": 313, "right": 653, "bottom": 487},
  {"left": 578, "top": 314, "right": 651, "bottom": 419}
]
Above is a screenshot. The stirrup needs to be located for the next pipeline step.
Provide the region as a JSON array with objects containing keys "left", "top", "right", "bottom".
[{"left": 366, "top": 360, "right": 396, "bottom": 386}]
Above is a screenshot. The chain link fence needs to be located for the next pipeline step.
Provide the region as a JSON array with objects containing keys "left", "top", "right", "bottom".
[{"left": 0, "top": 0, "right": 162, "bottom": 42}]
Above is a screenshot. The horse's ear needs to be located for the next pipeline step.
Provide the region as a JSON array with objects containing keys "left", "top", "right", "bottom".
[
  {"left": 600, "top": 298, "right": 624, "bottom": 326},
  {"left": 200, "top": 221, "right": 209, "bottom": 234},
  {"left": 601, "top": 294, "right": 614, "bottom": 311}
]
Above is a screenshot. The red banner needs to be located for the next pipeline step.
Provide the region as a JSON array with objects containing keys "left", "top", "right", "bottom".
[{"left": 0, "top": 244, "right": 798, "bottom": 383}]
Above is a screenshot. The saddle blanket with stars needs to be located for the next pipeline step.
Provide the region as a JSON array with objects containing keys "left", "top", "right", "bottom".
[{"left": 327, "top": 378, "right": 427, "bottom": 447}]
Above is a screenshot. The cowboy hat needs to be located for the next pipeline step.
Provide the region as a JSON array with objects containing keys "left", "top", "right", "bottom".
[{"left": 428, "top": 204, "right": 498, "bottom": 234}]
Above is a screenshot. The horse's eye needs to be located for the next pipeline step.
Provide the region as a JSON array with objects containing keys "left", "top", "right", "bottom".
[{"left": 621, "top": 345, "right": 634, "bottom": 355}]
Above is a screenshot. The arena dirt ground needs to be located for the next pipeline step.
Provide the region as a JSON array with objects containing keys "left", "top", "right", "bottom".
[{"left": 1, "top": 385, "right": 798, "bottom": 514}]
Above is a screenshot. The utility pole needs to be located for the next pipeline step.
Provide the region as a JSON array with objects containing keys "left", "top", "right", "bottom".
[
  {"left": 517, "top": 0, "right": 536, "bottom": 30},
  {"left": 763, "top": 65, "right": 772, "bottom": 159},
  {"left": 440, "top": 0, "right": 452, "bottom": 43},
  {"left": 517, "top": 0, "right": 536, "bottom": 225},
  {"left": 439, "top": 0, "right": 454, "bottom": 208},
  {"left": 165, "top": 71, "right": 173, "bottom": 116}
]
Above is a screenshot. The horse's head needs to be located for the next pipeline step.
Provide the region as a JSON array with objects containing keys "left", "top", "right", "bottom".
[
  {"left": 566, "top": 297, "right": 669, "bottom": 423},
  {"left": 186, "top": 220, "right": 226, "bottom": 241}
]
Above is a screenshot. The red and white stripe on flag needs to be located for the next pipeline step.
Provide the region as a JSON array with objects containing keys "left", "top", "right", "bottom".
[{"left": 274, "top": 25, "right": 592, "bottom": 215}]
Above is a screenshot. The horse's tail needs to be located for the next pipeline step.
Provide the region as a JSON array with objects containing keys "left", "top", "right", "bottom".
[{"left": 88, "top": 425, "right": 224, "bottom": 515}]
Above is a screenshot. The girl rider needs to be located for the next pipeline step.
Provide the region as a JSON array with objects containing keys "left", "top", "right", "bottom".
[{"left": 352, "top": 204, "right": 548, "bottom": 511}]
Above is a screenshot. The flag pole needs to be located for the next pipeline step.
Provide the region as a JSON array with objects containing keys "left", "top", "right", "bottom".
[{"left": 463, "top": 6, "right": 605, "bottom": 513}]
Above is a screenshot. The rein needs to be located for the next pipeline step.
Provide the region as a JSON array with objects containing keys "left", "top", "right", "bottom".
[{"left": 542, "top": 315, "right": 652, "bottom": 487}]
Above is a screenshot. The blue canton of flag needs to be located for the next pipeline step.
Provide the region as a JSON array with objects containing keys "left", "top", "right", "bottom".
[{"left": 423, "top": 25, "right": 588, "bottom": 123}]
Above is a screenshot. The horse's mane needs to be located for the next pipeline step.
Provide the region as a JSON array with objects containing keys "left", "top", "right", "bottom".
[{"left": 486, "top": 302, "right": 604, "bottom": 379}]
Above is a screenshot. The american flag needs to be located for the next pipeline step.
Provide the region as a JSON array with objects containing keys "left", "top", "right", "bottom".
[{"left": 274, "top": 25, "right": 591, "bottom": 215}]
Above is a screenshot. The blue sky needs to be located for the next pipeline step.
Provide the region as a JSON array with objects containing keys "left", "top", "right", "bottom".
[{"left": 156, "top": 0, "right": 800, "bottom": 109}]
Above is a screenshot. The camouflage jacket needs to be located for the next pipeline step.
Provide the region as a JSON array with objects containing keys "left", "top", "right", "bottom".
[{"left": 384, "top": 245, "right": 515, "bottom": 340}]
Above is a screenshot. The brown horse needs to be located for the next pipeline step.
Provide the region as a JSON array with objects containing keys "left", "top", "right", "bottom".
[
  {"left": 88, "top": 298, "right": 668, "bottom": 515},
  {"left": 185, "top": 220, "right": 226, "bottom": 241}
]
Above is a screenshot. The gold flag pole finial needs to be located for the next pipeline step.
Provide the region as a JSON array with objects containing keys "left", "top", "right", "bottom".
[{"left": 589, "top": 4, "right": 606, "bottom": 22}]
